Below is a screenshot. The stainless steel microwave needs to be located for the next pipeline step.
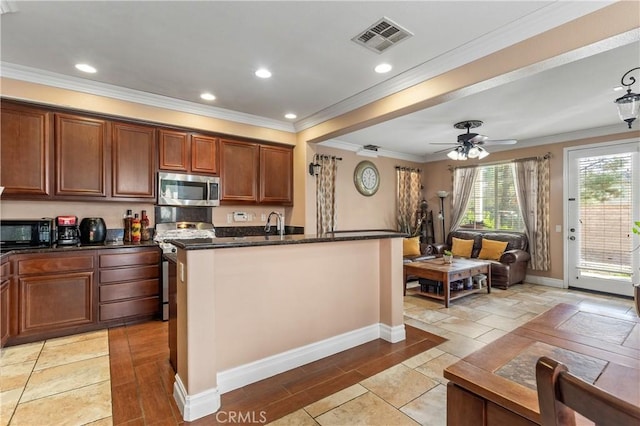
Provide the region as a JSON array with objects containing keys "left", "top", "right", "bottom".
[{"left": 157, "top": 172, "right": 220, "bottom": 207}]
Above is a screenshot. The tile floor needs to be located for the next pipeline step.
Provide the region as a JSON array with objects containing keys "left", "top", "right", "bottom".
[{"left": 0, "top": 283, "right": 635, "bottom": 425}]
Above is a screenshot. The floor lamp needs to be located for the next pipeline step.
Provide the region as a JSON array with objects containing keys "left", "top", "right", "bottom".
[{"left": 437, "top": 191, "right": 449, "bottom": 243}]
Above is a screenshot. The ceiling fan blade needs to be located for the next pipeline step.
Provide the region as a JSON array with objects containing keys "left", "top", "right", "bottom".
[
  {"left": 430, "top": 142, "right": 459, "bottom": 145},
  {"left": 483, "top": 139, "right": 517, "bottom": 145},
  {"left": 469, "top": 134, "right": 488, "bottom": 144}
]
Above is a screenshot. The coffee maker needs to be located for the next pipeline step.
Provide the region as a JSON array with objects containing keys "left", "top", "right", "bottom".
[{"left": 55, "top": 216, "right": 80, "bottom": 246}]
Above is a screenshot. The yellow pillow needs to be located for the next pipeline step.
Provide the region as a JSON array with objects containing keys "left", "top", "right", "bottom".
[
  {"left": 478, "top": 238, "right": 509, "bottom": 261},
  {"left": 403, "top": 237, "right": 421, "bottom": 256},
  {"left": 451, "top": 237, "right": 474, "bottom": 258}
]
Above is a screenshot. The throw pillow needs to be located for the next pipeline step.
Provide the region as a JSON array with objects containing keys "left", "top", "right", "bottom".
[
  {"left": 478, "top": 238, "right": 509, "bottom": 261},
  {"left": 451, "top": 237, "right": 474, "bottom": 258},
  {"left": 403, "top": 237, "right": 421, "bottom": 256}
]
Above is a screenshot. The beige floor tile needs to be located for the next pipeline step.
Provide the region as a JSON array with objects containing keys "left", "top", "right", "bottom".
[
  {"left": 474, "top": 303, "right": 529, "bottom": 319},
  {"left": 21, "top": 355, "right": 110, "bottom": 402},
  {"left": 403, "top": 318, "right": 449, "bottom": 337},
  {"left": 361, "top": 364, "right": 438, "bottom": 408},
  {"left": 436, "top": 305, "right": 491, "bottom": 322},
  {"left": 85, "top": 416, "right": 113, "bottom": 426},
  {"left": 0, "top": 387, "right": 23, "bottom": 426},
  {"left": 268, "top": 410, "right": 318, "bottom": 426},
  {"left": 415, "top": 352, "right": 461, "bottom": 384},
  {"left": 34, "top": 336, "right": 108, "bottom": 371},
  {"left": 44, "top": 330, "right": 108, "bottom": 348},
  {"left": 476, "top": 313, "right": 532, "bottom": 332},
  {"left": 304, "top": 384, "right": 367, "bottom": 418},
  {"left": 624, "top": 324, "right": 639, "bottom": 350},
  {"left": 0, "top": 342, "right": 43, "bottom": 367},
  {"left": 402, "top": 348, "right": 445, "bottom": 369},
  {"left": 0, "top": 360, "right": 35, "bottom": 392},
  {"left": 10, "top": 380, "right": 112, "bottom": 426},
  {"left": 475, "top": 328, "right": 508, "bottom": 344},
  {"left": 400, "top": 383, "right": 447, "bottom": 426},
  {"left": 404, "top": 308, "right": 451, "bottom": 324},
  {"left": 315, "top": 392, "right": 419, "bottom": 426},
  {"left": 436, "top": 331, "right": 487, "bottom": 359},
  {"left": 435, "top": 317, "right": 492, "bottom": 339}
]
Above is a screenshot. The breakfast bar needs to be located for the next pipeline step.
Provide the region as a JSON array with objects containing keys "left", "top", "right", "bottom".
[{"left": 169, "top": 231, "right": 406, "bottom": 421}]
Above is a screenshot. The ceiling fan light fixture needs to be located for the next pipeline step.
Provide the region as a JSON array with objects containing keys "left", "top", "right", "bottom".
[
  {"left": 477, "top": 146, "right": 490, "bottom": 159},
  {"left": 614, "top": 67, "right": 640, "bottom": 129},
  {"left": 467, "top": 146, "right": 480, "bottom": 158}
]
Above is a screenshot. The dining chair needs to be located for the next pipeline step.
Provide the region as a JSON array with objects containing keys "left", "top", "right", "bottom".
[{"left": 535, "top": 356, "right": 640, "bottom": 426}]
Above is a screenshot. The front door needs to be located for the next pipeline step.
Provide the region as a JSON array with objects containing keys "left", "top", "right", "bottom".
[{"left": 566, "top": 140, "right": 640, "bottom": 297}]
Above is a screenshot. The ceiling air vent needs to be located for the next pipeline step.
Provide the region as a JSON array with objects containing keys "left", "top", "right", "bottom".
[{"left": 352, "top": 17, "right": 413, "bottom": 54}]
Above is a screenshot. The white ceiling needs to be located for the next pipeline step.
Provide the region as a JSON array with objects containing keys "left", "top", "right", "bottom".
[{"left": 1, "top": 1, "right": 638, "bottom": 161}]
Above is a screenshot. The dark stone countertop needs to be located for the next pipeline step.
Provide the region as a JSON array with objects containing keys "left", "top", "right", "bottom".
[
  {"left": 0, "top": 240, "right": 159, "bottom": 259},
  {"left": 169, "top": 230, "right": 407, "bottom": 250}
]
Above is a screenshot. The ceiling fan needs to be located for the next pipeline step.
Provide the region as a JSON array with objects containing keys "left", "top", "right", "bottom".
[{"left": 434, "top": 120, "right": 517, "bottom": 160}]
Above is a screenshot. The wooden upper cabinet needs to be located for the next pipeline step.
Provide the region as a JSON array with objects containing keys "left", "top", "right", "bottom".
[
  {"left": 260, "top": 145, "right": 293, "bottom": 205},
  {"left": 219, "top": 139, "right": 259, "bottom": 203},
  {"left": 159, "top": 129, "right": 218, "bottom": 175},
  {"left": 0, "top": 102, "right": 51, "bottom": 196},
  {"left": 55, "top": 113, "right": 108, "bottom": 197},
  {"left": 112, "top": 122, "right": 156, "bottom": 199},
  {"left": 159, "top": 129, "right": 189, "bottom": 172},
  {"left": 191, "top": 134, "right": 219, "bottom": 175}
]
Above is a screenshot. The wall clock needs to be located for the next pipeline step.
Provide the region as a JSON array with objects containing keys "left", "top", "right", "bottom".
[{"left": 354, "top": 160, "right": 380, "bottom": 196}]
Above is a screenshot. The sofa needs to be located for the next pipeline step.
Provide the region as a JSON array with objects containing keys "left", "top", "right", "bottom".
[
  {"left": 403, "top": 237, "right": 436, "bottom": 295},
  {"left": 432, "top": 230, "right": 531, "bottom": 289}
]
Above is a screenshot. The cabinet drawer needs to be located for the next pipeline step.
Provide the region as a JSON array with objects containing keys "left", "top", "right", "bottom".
[
  {"left": 470, "top": 266, "right": 487, "bottom": 275},
  {"left": 449, "top": 271, "right": 470, "bottom": 281},
  {"left": 100, "top": 279, "right": 159, "bottom": 302},
  {"left": 100, "top": 265, "right": 159, "bottom": 284},
  {"left": 99, "top": 250, "right": 160, "bottom": 268},
  {"left": 100, "top": 296, "right": 159, "bottom": 321},
  {"left": 18, "top": 255, "right": 94, "bottom": 275}
]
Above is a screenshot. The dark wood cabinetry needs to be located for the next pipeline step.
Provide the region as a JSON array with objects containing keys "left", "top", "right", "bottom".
[
  {"left": 0, "top": 102, "right": 51, "bottom": 196},
  {"left": 220, "top": 139, "right": 293, "bottom": 205},
  {"left": 1, "top": 259, "right": 11, "bottom": 347},
  {"left": 112, "top": 122, "right": 156, "bottom": 199},
  {"left": 220, "top": 139, "right": 260, "bottom": 203},
  {"left": 259, "top": 145, "right": 293, "bottom": 205},
  {"left": 159, "top": 129, "right": 218, "bottom": 175},
  {"left": 98, "top": 247, "right": 161, "bottom": 322},
  {"left": 14, "top": 252, "right": 95, "bottom": 338},
  {"left": 55, "top": 113, "right": 108, "bottom": 197}
]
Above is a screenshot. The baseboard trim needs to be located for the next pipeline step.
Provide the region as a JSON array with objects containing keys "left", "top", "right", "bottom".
[
  {"left": 217, "top": 322, "right": 403, "bottom": 393},
  {"left": 525, "top": 274, "right": 565, "bottom": 288},
  {"left": 173, "top": 374, "right": 221, "bottom": 421}
]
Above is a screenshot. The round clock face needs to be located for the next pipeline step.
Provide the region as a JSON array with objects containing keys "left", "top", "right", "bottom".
[{"left": 354, "top": 161, "right": 380, "bottom": 196}]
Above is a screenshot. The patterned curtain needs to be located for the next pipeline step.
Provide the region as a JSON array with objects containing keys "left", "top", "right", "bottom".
[
  {"left": 514, "top": 155, "right": 551, "bottom": 270},
  {"left": 396, "top": 167, "right": 422, "bottom": 235},
  {"left": 315, "top": 154, "right": 338, "bottom": 234},
  {"left": 450, "top": 167, "right": 479, "bottom": 231}
]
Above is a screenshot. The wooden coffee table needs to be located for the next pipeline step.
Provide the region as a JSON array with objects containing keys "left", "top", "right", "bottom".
[{"left": 403, "top": 257, "right": 491, "bottom": 308}]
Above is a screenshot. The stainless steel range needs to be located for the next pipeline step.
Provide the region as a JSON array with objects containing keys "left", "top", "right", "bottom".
[{"left": 155, "top": 222, "right": 216, "bottom": 320}]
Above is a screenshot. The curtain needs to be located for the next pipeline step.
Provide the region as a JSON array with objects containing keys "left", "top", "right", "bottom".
[
  {"left": 315, "top": 154, "right": 338, "bottom": 234},
  {"left": 514, "top": 156, "right": 551, "bottom": 270},
  {"left": 450, "top": 166, "right": 479, "bottom": 231},
  {"left": 396, "top": 167, "right": 422, "bottom": 235}
]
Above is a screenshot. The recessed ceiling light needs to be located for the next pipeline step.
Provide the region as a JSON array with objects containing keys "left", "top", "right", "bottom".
[
  {"left": 75, "top": 63, "right": 97, "bottom": 74},
  {"left": 284, "top": 113, "right": 297, "bottom": 120},
  {"left": 200, "top": 93, "right": 216, "bottom": 101},
  {"left": 255, "top": 68, "right": 272, "bottom": 79},
  {"left": 374, "top": 63, "right": 392, "bottom": 74}
]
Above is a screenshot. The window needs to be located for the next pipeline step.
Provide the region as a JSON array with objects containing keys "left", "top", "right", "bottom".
[{"left": 460, "top": 163, "right": 525, "bottom": 231}]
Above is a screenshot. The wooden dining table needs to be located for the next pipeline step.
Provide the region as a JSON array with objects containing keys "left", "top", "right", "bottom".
[{"left": 444, "top": 302, "right": 640, "bottom": 425}]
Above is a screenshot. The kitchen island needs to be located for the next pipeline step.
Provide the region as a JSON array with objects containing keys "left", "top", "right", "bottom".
[{"left": 169, "top": 231, "right": 406, "bottom": 421}]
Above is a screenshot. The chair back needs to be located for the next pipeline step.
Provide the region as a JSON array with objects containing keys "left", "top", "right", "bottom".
[{"left": 535, "top": 356, "right": 640, "bottom": 426}]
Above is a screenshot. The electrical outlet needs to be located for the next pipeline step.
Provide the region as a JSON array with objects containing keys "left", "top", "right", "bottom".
[
  {"left": 261, "top": 213, "right": 266, "bottom": 221},
  {"left": 227, "top": 213, "right": 232, "bottom": 224}
]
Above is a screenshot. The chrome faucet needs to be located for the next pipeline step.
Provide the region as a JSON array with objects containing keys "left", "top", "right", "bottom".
[{"left": 264, "top": 211, "right": 284, "bottom": 237}]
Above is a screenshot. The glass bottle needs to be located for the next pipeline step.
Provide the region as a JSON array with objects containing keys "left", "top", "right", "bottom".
[
  {"left": 123, "top": 209, "right": 133, "bottom": 242},
  {"left": 141, "top": 210, "right": 150, "bottom": 241},
  {"left": 131, "top": 213, "right": 141, "bottom": 242}
]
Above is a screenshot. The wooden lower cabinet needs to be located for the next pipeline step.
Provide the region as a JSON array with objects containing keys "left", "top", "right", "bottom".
[
  {"left": 98, "top": 247, "right": 161, "bottom": 323},
  {"left": 447, "top": 383, "right": 537, "bottom": 426},
  {"left": 1, "top": 258, "right": 11, "bottom": 347}
]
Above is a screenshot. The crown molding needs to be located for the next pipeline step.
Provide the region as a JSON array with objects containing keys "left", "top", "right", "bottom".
[
  {"left": 294, "top": 1, "right": 615, "bottom": 132},
  {"left": 318, "top": 139, "right": 426, "bottom": 163},
  {"left": 0, "top": 62, "right": 296, "bottom": 133}
]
